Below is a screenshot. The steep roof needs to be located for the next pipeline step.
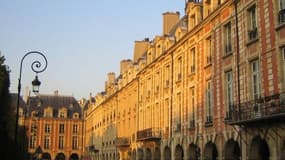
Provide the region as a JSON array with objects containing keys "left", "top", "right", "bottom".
[{"left": 27, "top": 95, "right": 82, "bottom": 118}]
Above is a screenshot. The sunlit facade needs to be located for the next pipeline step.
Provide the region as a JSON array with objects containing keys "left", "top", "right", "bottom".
[
  {"left": 84, "top": 0, "right": 285, "bottom": 159},
  {"left": 24, "top": 93, "right": 84, "bottom": 160}
]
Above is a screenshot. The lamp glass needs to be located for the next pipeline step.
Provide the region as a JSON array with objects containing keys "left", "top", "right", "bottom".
[{"left": 32, "top": 76, "right": 41, "bottom": 94}]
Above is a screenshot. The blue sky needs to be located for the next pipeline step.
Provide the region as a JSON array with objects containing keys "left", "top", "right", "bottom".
[{"left": 1, "top": 0, "right": 185, "bottom": 99}]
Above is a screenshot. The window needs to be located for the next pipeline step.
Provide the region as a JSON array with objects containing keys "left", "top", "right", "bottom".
[
  {"left": 279, "top": 0, "right": 285, "bottom": 23},
  {"left": 73, "top": 124, "right": 78, "bottom": 134},
  {"left": 224, "top": 22, "right": 232, "bottom": 54},
  {"left": 44, "top": 136, "right": 50, "bottom": 149},
  {"left": 59, "top": 124, "right": 65, "bottom": 134},
  {"left": 251, "top": 60, "right": 261, "bottom": 100},
  {"left": 29, "top": 136, "right": 36, "bottom": 149},
  {"left": 282, "top": 48, "right": 285, "bottom": 86},
  {"left": 206, "top": 37, "right": 212, "bottom": 65},
  {"left": 31, "top": 123, "right": 37, "bottom": 133},
  {"left": 190, "top": 87, "right": 195, "bottom": 121},
  {"left": 190, "top": 14, "right": 196, "bottom": 29},
  {"left": 164, "top": 65, "right": 170, "bottom": 88},
  {"left": 225, "top": 70, "right": 234, "bottom": 119},
  {"left": 177, "top": 57, "right": 182, "bottom": 81},
  {"left": 72, "top": 136, "right": 79, "bottom": 150},
  {"left": 190, "top": 48, "right": 196, "bottom": 73},
  {"left": 205, "top": 80, "right": 213, "bottom": 123},
  {"left": 247, "top": 5, "right": 258, "bottom": 41},
  {"left": 44, "top": 124, "right": 51, "bottom": 133},
  {"left": 59, "top": 136, "right": 64, "bottom": 149},
  {"left": 59, "top": 111, "right": 65, "bottom": 118}
]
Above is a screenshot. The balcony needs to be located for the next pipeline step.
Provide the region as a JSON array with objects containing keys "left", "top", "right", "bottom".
[
  {"left": 279, "top": 9, "right": 285, "bottom": 24},
  {"left": 205, "top": 115, "right": 213, "bottom": 127},
  {"left": 227, "top": 93, "right": 285, "bottom": 126},
  {"left": 115, "top": 137, "right": 130, "bottom": 147},
  {"left": 188, "top": 0, "right": 202, "bottom": 3},
  {"left": 137, "top": 128, "right": 161, "bottom": 141},
  {"left": 88, "top": 145, "right": 99, "bottom": 153}
]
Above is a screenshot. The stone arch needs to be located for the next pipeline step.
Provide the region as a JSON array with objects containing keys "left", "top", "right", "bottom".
[
  {"left": 249, "top": 136, "right": 270, "bottom": 160},
  {"left": 203, "top": 142, "right": 218, "bottom": 160},
  {"left": 154, "top": 147, "right": 161, "bottom": 160},
  {"left": 164, "top": 146, "right": 171, "bottom": 160},
  {"left": 145, "top": 148, "right": 152, "bottom": 160},
  {"left": 188, "top": 143, "right": 200, "bottom": 160},
  {"left": 175, "top": 144, "right": 184, "bottom": 160},
  {"left": 69, "top": 153, "right": 79, "bottom": 160},
  {"left": 138, "top": 148, "right": 144, "bottom": 160},
  {"left": 55, "top": 153, "right": 66, "bottom": 160},
  {"left": 224, "top": 139, "right": 240, "bottom": 160},
  {"left": 42, "top": 152, "right": 51, "bottom": 160}
]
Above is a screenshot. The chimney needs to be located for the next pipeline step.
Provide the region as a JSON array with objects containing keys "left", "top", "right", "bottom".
[
  {"left": 133, "top": 39, "right": 150, "bottom": 63},
  {"left": 54, "top": 90, "right": 59, "bottom": 96},
  {"left": 120, "top": 59, "right": 132, "bottom": 75},
  {"left": 162, "top": 12, "right": 180, "bottom": 35}
]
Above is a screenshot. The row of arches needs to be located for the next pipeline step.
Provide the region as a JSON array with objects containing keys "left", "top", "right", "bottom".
[
  {"left": 132, "top": 136, "right": 274, "bottom": 160},
  {"left": 36, "top": 152, "right": 79, "bottom": 160}
]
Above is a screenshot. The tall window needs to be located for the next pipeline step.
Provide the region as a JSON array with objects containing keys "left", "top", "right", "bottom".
[
  {"left": 44, "top": 124, "right": 51, "bottom": 133},
  {"left": 279, "top": 0, "right": 285, "bottom": 23},
  {"left": 225, "top": 71, "right": 234, "bottom": 118},
  {"left": 59, "top": 124, "right": 65, "bottom": 134},
  {"left": 190, "top": 48, "right": 196, "bottom": 73},
  {"left": 190, "top": 87, "right": 195, "bottom": 122},
  {"left": 178, "top": 93, "right": 182, "bottom": 125},
  {"left": 206, "top": 37, "right": 212, "bottom": 65},
  {"left": 164, "top": 65, "right": 170, "bottom": 88},
  {"left": 29, "top": 136, "right": 36, "bottom": 149},
  {"left": 44, "top": 136, "right": 50, "bottom": 149},
  {"left": 224, "top": 22, "right": 232, "bottom": 54},
  {"left": 205, "top": 80, "right": 212, "bottom": 122},
  {"left": 177, "top": 57, "right": 182, "bottom": 81},
  {"left": 251, "top": 60, "right": 261, "bottom": 100},
  {"left": 247, "top": 5, "right": 257, "bottom": 40},
  {"left": 73, "top": 124, "right": 78, "bottom": 134},
  {"left": 72, "top": 136, "right": 79, "bottom": 150},
  {"left": 59, "top": 136, "right": 64, "bottom": 149}
]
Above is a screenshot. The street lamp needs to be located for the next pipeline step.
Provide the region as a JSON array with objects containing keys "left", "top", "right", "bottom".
[{"left": 14, "top": 51, "right": 48, "bottom": 146}]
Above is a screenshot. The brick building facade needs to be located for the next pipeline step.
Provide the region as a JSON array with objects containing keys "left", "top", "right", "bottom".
[{"left": 84, "top": 0, "right": 285, "bottom": 159}]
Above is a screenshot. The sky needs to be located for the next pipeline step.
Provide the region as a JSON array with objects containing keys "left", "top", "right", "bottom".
[{"left": 1, "top": 0, "right": 185, "bottom": 100}]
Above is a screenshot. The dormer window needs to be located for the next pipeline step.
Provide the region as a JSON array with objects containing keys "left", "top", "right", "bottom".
[{"left": 59, "top": 108, "right": 67, "bottom": 118}]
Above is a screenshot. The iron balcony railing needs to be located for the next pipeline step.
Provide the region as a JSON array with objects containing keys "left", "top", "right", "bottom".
[
  {"left": 227, "top": 93, "right": 285, "bottom": 125},
  {"left": 137, "top": 128, "right": 161, "bottom": 141},
  {"left": 115, "top": 137, "right": 130, "bottom": 147}
]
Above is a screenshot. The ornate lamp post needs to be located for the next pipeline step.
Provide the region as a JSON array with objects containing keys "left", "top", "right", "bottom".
[{"left": 14, "top": 51, "right": 48, "bottom": 146}]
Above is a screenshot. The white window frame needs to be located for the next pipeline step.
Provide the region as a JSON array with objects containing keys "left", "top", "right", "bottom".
[
  {"left": 251, "top": 60, "right": 261, "bottom": 100},
  {"left": 225, "top": 70, "right": 234, "bottom": 114},
  {"left": 224, "top": 22, "right": 232, "bottom": 54}
]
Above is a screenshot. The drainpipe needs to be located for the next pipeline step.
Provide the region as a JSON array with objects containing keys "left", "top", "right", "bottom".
[{"left": 234, "top": 0, "right": 242, "bottom": 159}]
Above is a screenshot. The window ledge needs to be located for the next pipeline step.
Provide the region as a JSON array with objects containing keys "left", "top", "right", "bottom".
[
  {"left": 204, "top": 63, "right": 212, "bottom": 69},
  {"left": 204, "top": 121, "right": 213, "bottom": 127},
  {"left": 276, "top": 22, "right": 285, "bottom": 31},
  {"left": 222, "top": 52, "right": 233, "bottom": 59},
  {"left": 246, "top": 38, "right": 259, "bottom": 46}
]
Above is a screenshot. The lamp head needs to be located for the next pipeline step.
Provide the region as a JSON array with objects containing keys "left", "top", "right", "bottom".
[{"left": 32, "top": 75, "right": 41, "bottom": 94}]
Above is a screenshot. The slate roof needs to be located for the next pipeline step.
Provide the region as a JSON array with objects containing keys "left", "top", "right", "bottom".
[
  {"left": 27, "top": 95, "right": 82, "bottom": 118},
  {"left": 10, "top": 93, "right": 27, "bottom": 111}
]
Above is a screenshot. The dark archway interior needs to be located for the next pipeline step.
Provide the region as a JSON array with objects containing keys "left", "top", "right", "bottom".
[
  {"left": 175, "top": 145, "right": 184, "bottom": 160},
  {"left": 204, "top": 142, "right": 218, "bottom": 160},
  {"left": 224, "top": 139, "right": 241, "bottom": 160},
  {"left": 188, "top": 144, "right": 200, "bottom": 160},
  {"left": 42, "top": 152, "right": 51, "bottom": 160},
  {"left": 154, "top": 147, "right": 161, "bottom": 160},
  {"left": 70, "top": 153, "right": 79, "bottom": 160},
  {"left": 249, "top": 136, "right": 270, "bottom": 160},
  {"left": 164, "top": 146, "right": 171, "bottom": 160},
  {"left": 55, "top": 153, "right": 65, "bottom": 160},
  {"left": 146, "top": 148, "right": 152, "bottom": 160}
]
